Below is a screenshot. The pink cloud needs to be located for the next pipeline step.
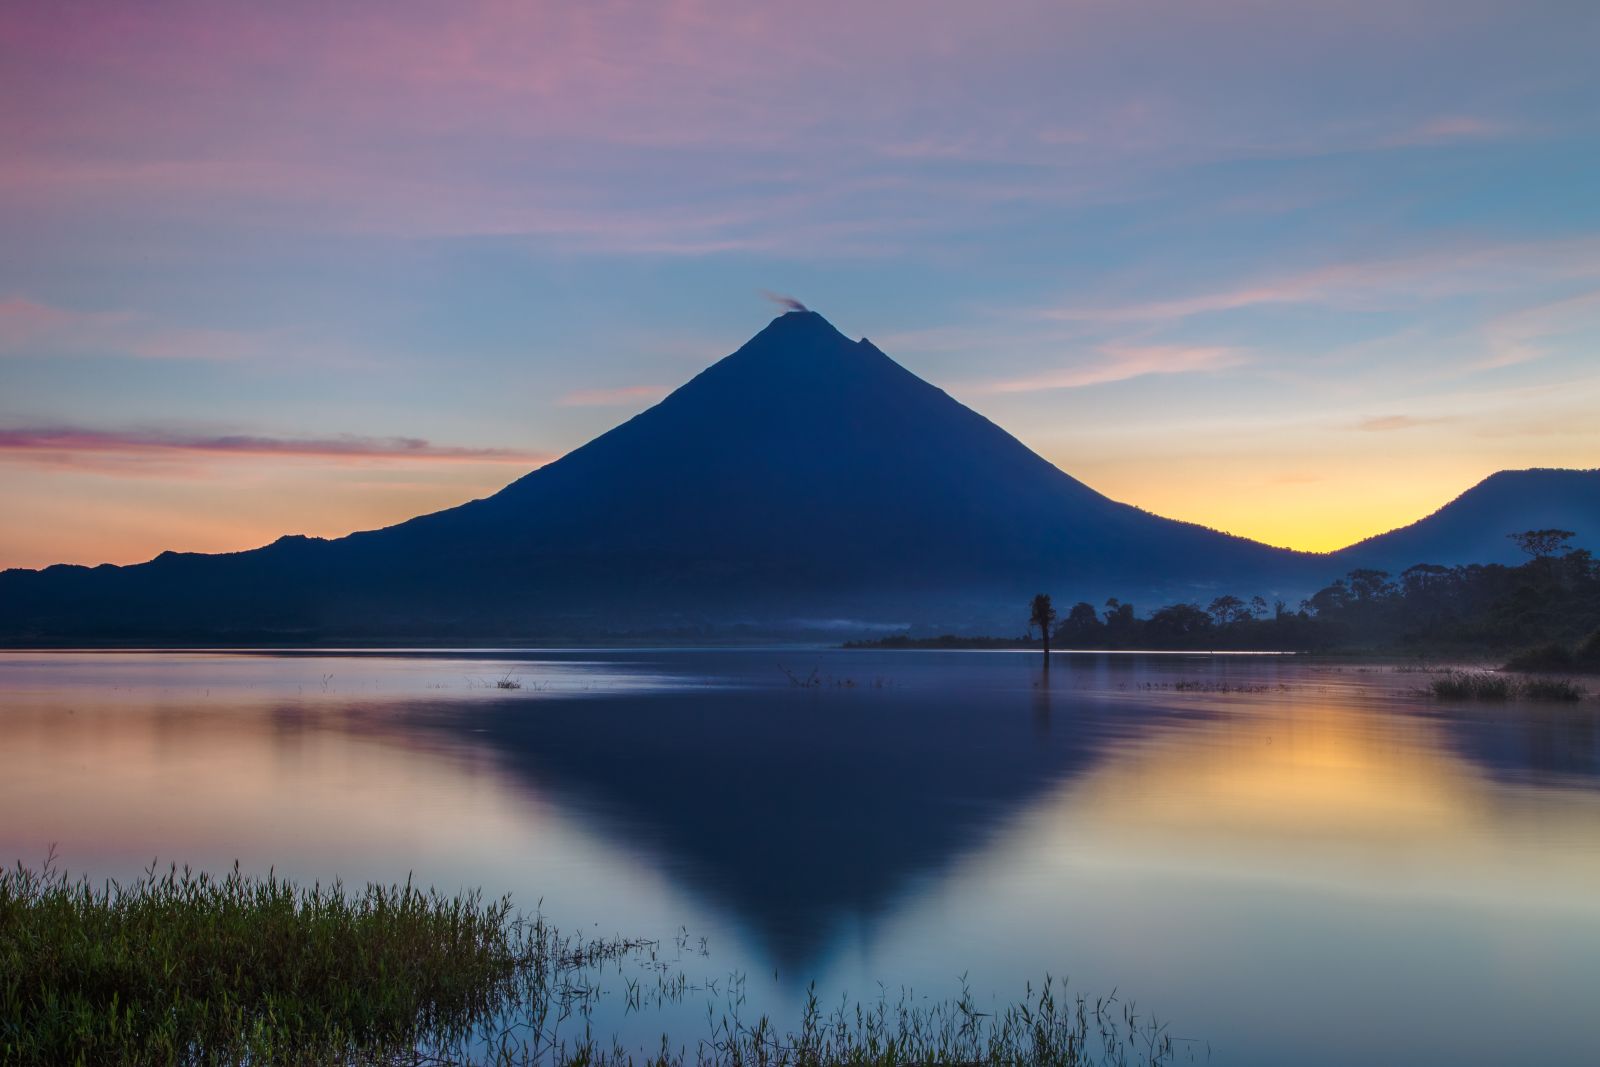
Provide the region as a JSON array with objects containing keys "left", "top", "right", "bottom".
[
  {"left": 558, "top": 385, "right": 669, "bottom": 407},
  {"left": 0, "top": 295, "right": 259, "bottom": 362},
  {"left": 0, "top": 296, "right": 87, "bottom": 343},
  {"left": 1354, "top": 414, "right": 1453, "bottom": 432},
  {"left": 1041, "top": 236, "right": 1600, "bottom": 325},
  {"left": 0, "top": 427, "right": 553, "bottom": 470},
  {"left": 1477, "top": 288, "right": 1600, "bottom": 369},
  {"left": 3, "top": 0, "right": 1558, "bottom": 252},
  {"left": 1384, "top": 115, "right": 1509, "bottom": 147},
  {"left": 972, "top": 344, "right": 1246, "bottom": 393},
  {"left": 0, "top": 296, "right": 140, "bottom": 352},
  {"left": 0, "top": 294, "right": 390, "bottom": 366}
]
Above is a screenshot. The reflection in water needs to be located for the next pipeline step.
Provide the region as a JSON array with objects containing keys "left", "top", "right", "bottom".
[
  {"left": 453, "top": 678, "right": 1143, "bottom": 964},
  {"left": 2, "top": 651, "right": 1598, "bottom": 1067}
]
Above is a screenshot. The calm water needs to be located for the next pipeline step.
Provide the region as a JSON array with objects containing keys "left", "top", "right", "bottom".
[{"left": 3, "top": 649, "right": 1598, "bottom": 1065}]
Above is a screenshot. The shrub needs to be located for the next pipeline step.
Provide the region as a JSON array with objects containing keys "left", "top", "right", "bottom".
[{"left": 1522, "top": 678, "right": 1588, "bottom": 702}]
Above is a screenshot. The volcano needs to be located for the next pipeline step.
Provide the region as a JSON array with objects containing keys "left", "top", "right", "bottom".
[{"left": 5, "top": 310, "right": 1322, "bottom": 643}]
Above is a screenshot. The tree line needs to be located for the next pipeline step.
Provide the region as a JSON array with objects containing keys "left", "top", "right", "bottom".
[
  {"left": 1042, "top": 530, "right": 1600, "bottom": 659},
  {"left": 856, "top": 531, "right": 1600, "bottom": 665}
]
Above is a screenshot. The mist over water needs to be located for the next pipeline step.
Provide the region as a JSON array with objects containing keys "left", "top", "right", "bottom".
[{"left": 3, "top": 649, "right": 1598, "bottom": 1066}]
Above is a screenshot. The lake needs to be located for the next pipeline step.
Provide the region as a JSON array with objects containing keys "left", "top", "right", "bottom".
[{"left": 2, "top": 649, "right": 1597, "bottom": 1065}]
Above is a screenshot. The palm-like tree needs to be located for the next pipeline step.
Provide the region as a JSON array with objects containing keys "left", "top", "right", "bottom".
[{"left": 1029, "top": 593, "right": 1057, "bottom": 667}]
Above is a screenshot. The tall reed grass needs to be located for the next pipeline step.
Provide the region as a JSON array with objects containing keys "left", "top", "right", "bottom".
[
  {"left": 2, "top": 856, "right": 1182, "bottom": 1066},
  {"left": 1428, "top": 671, "right": 1588, "bottom": 702},
  {"left": 1, "top": 856, "right": 531, "bottom": 1065}
]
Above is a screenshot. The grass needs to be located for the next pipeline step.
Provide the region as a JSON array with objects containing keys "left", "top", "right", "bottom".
[
  {"left": 1521, "top": 677, "right": 1589, "bottom": 702},
  {"left": 0, "top": 858, "right": 1183, "bottom": 1066},
  {"left": 778, "top": 664, "right": 888, "bottom": 688},
  {"left": 572, "top": 978, "right": 1180, "bottom": 1067},
  {"left": 1429, "top": 672, "right": 1514, "bottom": 700},
  {"left": 0, "top": 854, "right": 534, "bottom": 1065},
  {"left": 1428, "top": 671, "right": 1589, "bottom": 702}
]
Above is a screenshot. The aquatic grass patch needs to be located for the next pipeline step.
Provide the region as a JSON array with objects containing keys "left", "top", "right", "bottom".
[
  {"left": 1, "top": 856, "right": 1187, "bottom": 1066},
  {"left": 1428, "top": 672, "right": 1589, "bottom": 702},
  {"left": 1520, "top": 678, "right": 1588, "bottom": 702},
  {"left": 0, "top": 856, "right": 534, "bottom": 1065},
  {"left": 1429, "top": 672, "right": 1513, "bottom": 700},
  {"left": 567, "top": 978, "right": 1182, "bottom": 1067},
  {"left": 778, "top": 664, "right": 889, "bottom": 688}
]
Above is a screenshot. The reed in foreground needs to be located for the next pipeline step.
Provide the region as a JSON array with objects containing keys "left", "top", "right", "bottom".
[
  {"left": 1, "top": 857, "right": 1182, "bottom": 1066},
  {"left": 1428, "top": 671, "right": 1589, "bottom": 702},
  {"left": 0, "top": 856, "right": 533, "bottom": 1065}
]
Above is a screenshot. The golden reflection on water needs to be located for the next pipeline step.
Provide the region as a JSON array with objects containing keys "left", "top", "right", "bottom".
[{"left": 1042, "top": 690, "right": 1600, "bottom": 913}]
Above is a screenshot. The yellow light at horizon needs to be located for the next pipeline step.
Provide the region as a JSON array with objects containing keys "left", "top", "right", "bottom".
[{"left": 1063, "top": 453, "right": 1538, "bottom": 554}]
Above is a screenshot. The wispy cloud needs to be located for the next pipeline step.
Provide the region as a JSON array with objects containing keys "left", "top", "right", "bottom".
[
  {"left": 0, "top": 295, "right": 268, "bottom": 363},
  {"left": 1031, "top": 236, "right": 1600, "bottom": 334},
  {"left": 1383, "top": 115, "right": 1509, "bottom": 147},
  {"left": 0, "top": 427, "right": 552, "bottom": 471},
  {"left": 4, "top": 1, "right": 1578, "bottom": 255},
  {"left": 0, "top": 297, "right": 151, "bottom": 356},
  {"left": 1353, "top": 414, "right": 1453, "bottom": 432},
  {"left": 970, "top": 344, "right": 1246, "bottom": 393},
  {"left": 557, "top": 385, "right": 669, "bottom": 407},
  {"left": 1477, "top": 288, "right": 1600, "bottom": 369}
]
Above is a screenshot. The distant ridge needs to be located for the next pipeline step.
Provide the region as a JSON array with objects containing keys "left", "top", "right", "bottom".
[
  {"left": 0, "top": 311, "right": 1592, "bottom": 644},
  {"left": 1330, "top": 468, "right": 1600, "bottom": 573}
]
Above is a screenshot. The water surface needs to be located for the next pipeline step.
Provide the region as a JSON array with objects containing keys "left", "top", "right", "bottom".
[{"left": 3, "top": 649, "right": 1597, "bottom": 1065}]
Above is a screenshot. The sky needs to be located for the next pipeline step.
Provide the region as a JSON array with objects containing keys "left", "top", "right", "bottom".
[{"left": 2, "top": 0, "right": 1598, "bottom": 569}]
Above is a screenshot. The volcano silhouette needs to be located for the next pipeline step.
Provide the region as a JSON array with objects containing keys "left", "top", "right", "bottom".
[{"left": 0, "top": 311, "right": 1365, "bottom": 643}]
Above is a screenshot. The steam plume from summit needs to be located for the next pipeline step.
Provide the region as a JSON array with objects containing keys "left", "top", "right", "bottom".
[{"left": 761, "top": 291, "right": 808, "bottom": 313}]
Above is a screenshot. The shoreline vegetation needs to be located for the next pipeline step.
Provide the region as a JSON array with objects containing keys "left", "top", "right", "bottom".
[
  {"left": 2, "top": 858, "right": 1183, "bottom": 1067},
  {"left": 848, "top": 531, "right": 1600, "bottom": 678}
]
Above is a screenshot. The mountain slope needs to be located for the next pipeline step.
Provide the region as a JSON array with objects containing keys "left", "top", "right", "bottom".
[
  {"left": 0, "top": 311, "right": 1326, "bottom": 643},
  {"left": 1330, "top": 468, "right": 1600, "bottom": 574}
]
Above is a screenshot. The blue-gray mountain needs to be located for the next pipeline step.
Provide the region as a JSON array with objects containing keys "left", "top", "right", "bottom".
[
  {"left": 2, "top": 311, "right": 1595, "bottom": 643},
  {"left": 1332, "top": 468, "right": 1600, "bottom": 572}
]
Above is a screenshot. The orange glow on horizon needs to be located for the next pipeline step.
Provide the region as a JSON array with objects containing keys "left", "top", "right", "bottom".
[
  {"left": 1, "top": 400, "right": 1593, "bottom": 569},
  {"left": 0, "top": 450, "right": 1566, "bottom": 570}
]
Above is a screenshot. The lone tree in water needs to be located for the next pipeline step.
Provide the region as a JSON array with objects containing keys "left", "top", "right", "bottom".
[{"left": 1029, "top": 593, "right": 1057, "bottom": 667}]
